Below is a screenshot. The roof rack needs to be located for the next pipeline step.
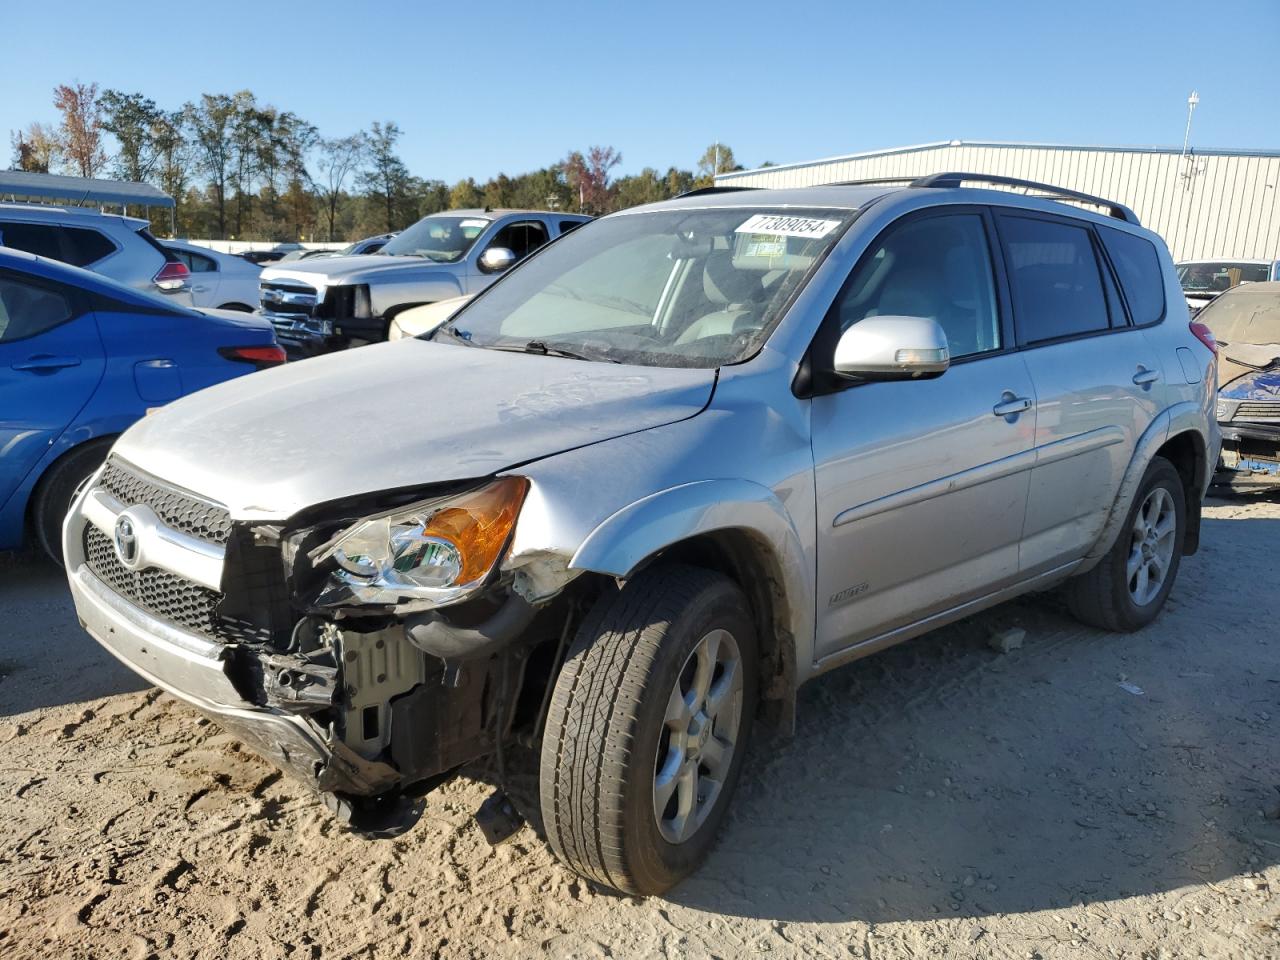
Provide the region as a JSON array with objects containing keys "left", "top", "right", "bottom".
[
  {"left": 813, "top": 172, "right": 1139, "bottom": 224},
  {"left": 909, "top": 172, "right": 1139, "bottom": 224},
  {"left": 676, "top": 185, "right": 761, "bottom": 199}
]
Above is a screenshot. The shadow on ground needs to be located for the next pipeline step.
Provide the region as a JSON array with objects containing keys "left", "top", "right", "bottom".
[
  {"left": 0, "top": 550, "right": 146, "bottom": 716},
  {"left": 663, "top": 512, "right": 1280, "bottom": 923}
]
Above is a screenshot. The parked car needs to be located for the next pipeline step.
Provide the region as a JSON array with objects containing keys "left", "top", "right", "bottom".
[
  {"left": 1176, "top": 258, "right": 1280, "bottom": 314},
  {"left": 276, "top": 248, "right": 337, "bottom": 263},
  {"left": 239, "top": 243, "right": 305, "bottom": 266},
  {"left": 1198, "top": 281, "right": 1280, "bottom": 483},
  {"left": 307, "top": 234, "right": 398, "bottom": 260},
  {"left": 386, "top": 295, "right": 472, "bottom": 340},
  {"left": 240, "top": 250, "right": 284, "bottom": 265},
  {"left": 64, "top": 175, "right": 1217, "bottom": 896},
  {"left": 258, "top": 209, "right": 590, "bottom": 357},
  {"left": 338, "top": 233, "right": 397, "bottom": 257},
  {"left": 164, "top": 240, "right": 263, "bottom": 312},
  {"left": 0, "top": 248, "right": 283, "bottom": 562},
  {"left": 0, "top": 203, "right": 192, "bottom": 305}
]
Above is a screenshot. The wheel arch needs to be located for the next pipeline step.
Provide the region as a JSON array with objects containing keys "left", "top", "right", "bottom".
[
  {"left": 569, "top": 479, "right": 813, "bottom": 731},
  {"left": 1083, "top": 403, "right": 1210, "bottom": 567}
]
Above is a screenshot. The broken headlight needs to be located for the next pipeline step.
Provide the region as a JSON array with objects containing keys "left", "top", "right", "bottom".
[{"left": 316, "top": 477, "right": 527, "bottom": 607}]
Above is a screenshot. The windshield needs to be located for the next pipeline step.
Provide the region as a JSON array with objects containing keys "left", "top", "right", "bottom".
[
  {"left": 1197, "top": 288, "right": 1280, "bottom": 346},
  {"left": 380, "top": 216, "right": 490, "bottom": 262},
  {"left": 1177, "top": 261, "right": 1270, "bottom": 293},
  {"left": 436, "top": 207, "right": 853, "bottom": 368}
]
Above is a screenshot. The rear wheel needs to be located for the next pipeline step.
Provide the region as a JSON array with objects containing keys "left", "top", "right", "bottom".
[
  {"left": 539, "top": 564, "right": 757, "bottom": 896},
  {"left": 1066, "top": 456, "right": 1186, "bottom": 632},
  {"left": 32, "top": 440, "right": 112, "bottom": 566}
]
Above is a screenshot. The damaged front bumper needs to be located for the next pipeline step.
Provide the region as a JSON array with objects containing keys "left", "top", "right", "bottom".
[
  {"left": 67, "top": 563, "right": 401, "bottom": 798},
  {"left": 1217, "top": 419, "right": 1280, "bottom": 482}
]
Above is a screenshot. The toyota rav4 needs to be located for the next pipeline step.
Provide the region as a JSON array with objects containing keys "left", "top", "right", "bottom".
[{"left": 65, "top": 174, "right": 1219, "bottom": 896}]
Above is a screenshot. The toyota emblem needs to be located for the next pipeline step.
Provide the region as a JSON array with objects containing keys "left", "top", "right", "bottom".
[{"left": 113, "top": 515, "right": 140, "bottom": 569}]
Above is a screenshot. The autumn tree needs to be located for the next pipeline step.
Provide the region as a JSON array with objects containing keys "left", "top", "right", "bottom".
[
  {"left": 563, "top": 145, "right": 621, "bottom": 214},
  {"left": 10, "top": 122, "right": 60, "bottom": 172},
  {"left": 695, "top": 142, "right": 739, "bottom": 187},
  {"left": 52, "top": 82, "right": 107, "bottom": 177},
  {"left": 449, "top": 178, "right": 481, "bottom": 209}
]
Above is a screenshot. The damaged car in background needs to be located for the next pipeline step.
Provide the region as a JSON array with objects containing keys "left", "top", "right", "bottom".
[
  {"left": 65, "top": 175, "right": 1217, "bottom": 897},
  {"left": 1199, "top": 281, "right": 1280, "bottom": 484}
]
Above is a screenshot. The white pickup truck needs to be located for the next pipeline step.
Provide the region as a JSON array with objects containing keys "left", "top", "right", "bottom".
[{"left": 258, "top": 209, "right": 589, "bottom": 356}]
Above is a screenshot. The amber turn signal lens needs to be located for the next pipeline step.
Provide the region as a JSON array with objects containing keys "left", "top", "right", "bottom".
[{"left": 422, "top": 476, "right": 528, "bottom": 584}]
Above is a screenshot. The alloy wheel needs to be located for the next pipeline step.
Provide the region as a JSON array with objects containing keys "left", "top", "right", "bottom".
[
  {"left": 653, "top": 628, "right": 744, "bottom": 844},
  {"left": 1127, "top": 486, "right": 1177, "bottom": 606}
]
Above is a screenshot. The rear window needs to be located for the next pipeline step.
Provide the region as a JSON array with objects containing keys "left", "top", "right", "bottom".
[
  {"left": 1001, "top": 215, "right": 1110, "bottom": 344},
  {"left": 135, "top": 227, "right": 180, "bottom": 262},
  {"left": 1099, "top": 226, "right": 1165, "bottom": 325}
]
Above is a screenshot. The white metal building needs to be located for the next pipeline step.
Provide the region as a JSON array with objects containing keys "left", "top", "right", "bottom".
[{"left": 715, "top": 140, "right": 1280, "bottom": 262}]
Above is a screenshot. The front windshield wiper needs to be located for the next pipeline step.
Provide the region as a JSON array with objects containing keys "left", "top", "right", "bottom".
[{"left": 476, "top": 339, "right": 621, "bottom": 363}]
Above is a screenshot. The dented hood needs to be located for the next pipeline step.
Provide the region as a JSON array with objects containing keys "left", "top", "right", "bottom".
[{"left": 113, "top": 339, "right": 715, "bottom": 519}]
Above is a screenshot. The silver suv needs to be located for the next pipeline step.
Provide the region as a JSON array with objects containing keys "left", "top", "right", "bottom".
[
  {"left": 258, "top": 209, "right": 590, "bottom": 356},
  {"left": 0, "top": 203, "right": 192, "bottom": 304},
  {"left": 65, "top": 174, "right": 1218, "bottom": 896}
]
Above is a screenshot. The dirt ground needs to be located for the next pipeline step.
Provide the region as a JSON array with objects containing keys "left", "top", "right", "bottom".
[{"left": 1, "top": 495, "right": 1278, "bottom": 960}]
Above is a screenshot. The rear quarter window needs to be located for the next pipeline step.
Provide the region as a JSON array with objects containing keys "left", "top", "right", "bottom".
[
  {"left": 1099, "top": 227, "right": 1165, "bottom": 325},
  {"left": 63, "top": 227, "right": 118, "bottom": 267}
]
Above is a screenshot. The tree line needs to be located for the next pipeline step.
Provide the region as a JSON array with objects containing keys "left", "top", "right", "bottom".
[{"left": 8, "top": 82, "right": 755, "bottom": 242}]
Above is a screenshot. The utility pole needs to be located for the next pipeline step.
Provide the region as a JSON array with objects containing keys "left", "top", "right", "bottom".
[{"left": 1180, "top": 90, "right": 1199, "bottom": 191}]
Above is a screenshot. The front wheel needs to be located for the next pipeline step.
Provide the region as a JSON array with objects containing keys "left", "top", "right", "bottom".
[
  {"left": 1066, "top": 455, "right": 1186, "bottom": 632},
  {"left": 539, "top": 564, "right": 758, "bottom": 896}
]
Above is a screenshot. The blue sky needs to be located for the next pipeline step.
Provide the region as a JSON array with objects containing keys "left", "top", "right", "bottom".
[{"left": 3, "top": 0, "right": 1277, "bottom": 184}]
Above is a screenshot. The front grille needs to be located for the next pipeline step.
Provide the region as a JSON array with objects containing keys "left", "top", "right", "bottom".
[
  {"left": 260, "top": 281, "right": 318, "bottom": 321},
  {"left": 98, "top": 460, "right": 231, "bottom": 545},
  {"left": 84, "top": 526, "right": 271, "bottom": 645},
  {"left": 1233, "top": 400, "right": 1280, "bottom": 422}
]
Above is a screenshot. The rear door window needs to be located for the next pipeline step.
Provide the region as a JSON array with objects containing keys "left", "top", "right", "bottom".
[
  {"left": 0, "top": 221, "right": 64, "bottom": 261},
  {"left": 1098, "top": 226, "right": 1165, "bottom": 325},
  {"left": 999, "top": 215, "right": 1110, "bottom": 344},
  {"left": 0, "top": 275, "right": 74, "bottom": 342},
  {"left": 489, "top": 221, "right": 551, "bottom": 261}
]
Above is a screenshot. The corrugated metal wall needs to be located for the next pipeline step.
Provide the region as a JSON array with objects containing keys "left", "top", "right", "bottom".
[{"left": 716, "top": 143, "right": 1280, "bottom": 261}]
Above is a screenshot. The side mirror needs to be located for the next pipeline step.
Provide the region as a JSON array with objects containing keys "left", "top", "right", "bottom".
[
  {"left": 478, "top": 247, "right": 517, "bottom": 274},
  {"left": 833, "top": 315, "right": 950, "bottom": 380}
]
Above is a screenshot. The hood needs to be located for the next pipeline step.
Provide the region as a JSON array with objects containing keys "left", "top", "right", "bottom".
[
  {"left": 260, "top": 253, "right": 440, "bottom": 287},
  {"left": 112, "top": 339, "right": 715, "bottom": 519},
  {"left": 1219, "top": 359, "right": 1280, "bottom": 400}
]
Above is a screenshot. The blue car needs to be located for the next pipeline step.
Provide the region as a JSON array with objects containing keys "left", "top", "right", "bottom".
[{"left": 0, "top": 248, "right": 284, "bottom": 561}]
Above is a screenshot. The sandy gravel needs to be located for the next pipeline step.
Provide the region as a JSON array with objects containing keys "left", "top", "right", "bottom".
[{"left": 1, "top": 496, "right": 1278, "bottom": 960}]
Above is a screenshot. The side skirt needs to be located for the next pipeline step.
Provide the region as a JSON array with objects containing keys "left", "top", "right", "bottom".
[{"left": 810, "top": 560, "right": 1082, "bottom": 676}]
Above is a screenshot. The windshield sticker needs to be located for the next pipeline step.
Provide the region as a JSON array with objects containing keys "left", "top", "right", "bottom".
[
  {"left": 734, "top": 214, "right": 840, "bottom": 240},
  {"left": 740, "top": 234, "right": 788, "bottom": 259},
  {"left": 459, "top": 219, "right": 489, "bottom": 229}
]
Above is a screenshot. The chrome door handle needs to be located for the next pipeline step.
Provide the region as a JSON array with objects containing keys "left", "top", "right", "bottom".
[
  {"left": 993, "top": 393, "right": 1033, "bottom": 417},
  {"left": 1133, "top": 366, "right": 1160, "bottom": 386}
]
